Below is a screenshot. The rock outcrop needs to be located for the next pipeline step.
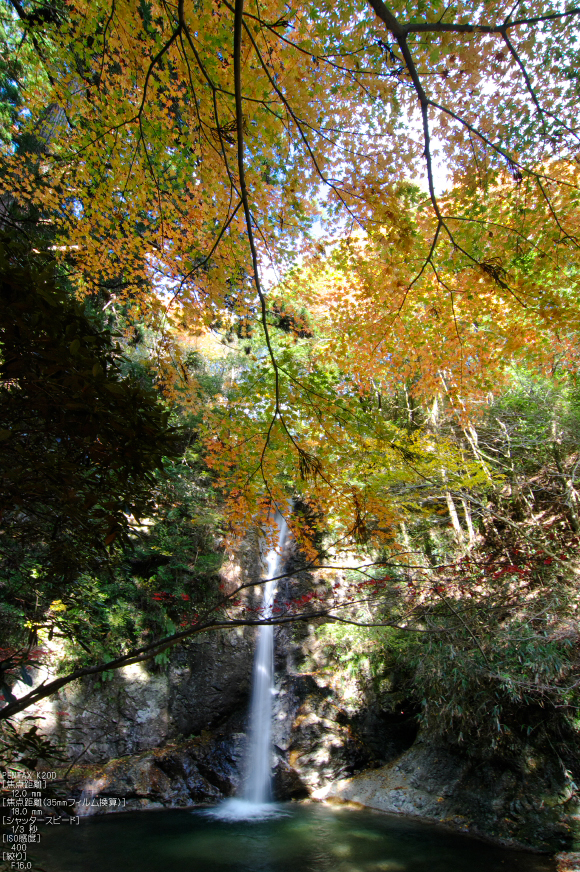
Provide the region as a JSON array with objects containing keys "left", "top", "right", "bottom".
[
  {"left": 17, "top": 626, "right": 255, "bottom": 766},
  {"left": 66, "top": 732, "right": 245, "bottom": 812},
  {"left": 314, "top": 736, "right": 578, "bottom": 851}
]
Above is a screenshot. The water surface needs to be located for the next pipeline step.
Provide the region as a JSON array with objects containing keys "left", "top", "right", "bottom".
[{"left": 32, "top": 803, "right": 556, "bottom": 872}]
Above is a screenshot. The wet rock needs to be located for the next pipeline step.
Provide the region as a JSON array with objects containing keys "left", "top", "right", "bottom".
[
  {"left": 168, "top": 632, "right": 254, "bottom": 736},
  {"left": 272, "top": 759, "right": 309, "bottom": 800},
  {"left": 191, "top": 733, "right": 242, "bottom": 796},
  {"left": 65, "top": 732, "right": 246, "bottom": 812}
]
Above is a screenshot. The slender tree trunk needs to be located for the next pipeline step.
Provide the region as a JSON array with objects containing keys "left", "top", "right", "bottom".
[
  {"left": 441, "top": 468, "right": 465, "bottom": 549},
  {"left": 463, "top": 424, "right": 494, "bottom": 484},
  {"left": 461, "top": 496, "right": 476, "bottom": 547}
]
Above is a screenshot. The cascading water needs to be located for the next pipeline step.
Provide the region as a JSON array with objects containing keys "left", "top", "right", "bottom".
[{"left": 211, "top": 514, "right": 288, "bottom": 820}]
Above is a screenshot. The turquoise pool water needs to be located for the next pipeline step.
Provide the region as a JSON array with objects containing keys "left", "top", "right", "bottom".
[{"left": 32, "top": 803, "right": 556, "bottom": 871}]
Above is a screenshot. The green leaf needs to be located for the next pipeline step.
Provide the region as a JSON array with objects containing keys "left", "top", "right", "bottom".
[{"left": 105, "top": 383, "right": 124, "bottom": 395}]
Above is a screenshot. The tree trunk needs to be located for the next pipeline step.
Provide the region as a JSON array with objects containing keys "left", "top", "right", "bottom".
[
  {"left": 553, "top": 442, "right": 580, "bottom": 533},
  {"left": 441, "top": 468, "right": 465, "bottom": 549},
  {"left": 461, "top": 496, "right": 476, "bottom": 547}
]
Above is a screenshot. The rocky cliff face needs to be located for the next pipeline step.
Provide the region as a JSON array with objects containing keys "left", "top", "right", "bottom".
[
  {"left": 17, "top": 626, "right": 256, "bottom": 766},
  {"left": 314, "top": 736, "right": 577, "bottom": 852},
  {"left": 52, "top": 625, "right": 408, "bottom": 806}
]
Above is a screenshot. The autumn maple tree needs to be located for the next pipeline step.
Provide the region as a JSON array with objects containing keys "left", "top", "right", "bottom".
[
  {"left": 3, "top": 0, "right": 579, "bottom": 549},
  {"left": 2, "top": 0, "right": 580, "bottom": 726}
]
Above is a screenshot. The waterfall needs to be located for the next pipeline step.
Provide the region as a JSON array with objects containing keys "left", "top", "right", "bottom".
[
  {"left": 210, "top": 513, "right": 288, "bottom": 820},
  {"left": 242, "top": 515, "right": 287, "bottom": 804}
]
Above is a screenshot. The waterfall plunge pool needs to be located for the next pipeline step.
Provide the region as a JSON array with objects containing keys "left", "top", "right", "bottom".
[{"left": 31, "top": 802, "right": 556, "bottom": 872}]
